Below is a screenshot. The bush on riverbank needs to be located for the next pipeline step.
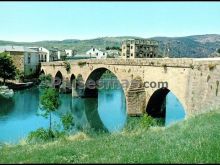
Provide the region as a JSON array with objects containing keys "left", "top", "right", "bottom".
[{"left": 27, "top": 128, "right": 66, "bottom": 144}]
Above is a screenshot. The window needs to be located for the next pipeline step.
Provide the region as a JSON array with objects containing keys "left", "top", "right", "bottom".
[
  {"left": 131, "top": 46, "right": 133, "bottom": 49},
  {"left": 93, "top": 48, "right": 95, "bottom": 51},
  {"left": 96, "top": 53, "right": 98, "bottom": 56},
  {"left": 28, "top": 54, "right": 31, "bottom": 64},
  {"left": 131, "top": 53, "right": 133, "bottom": 56},
  {"left": 123, "top": 46, "right": 125, "bottom": 49},
  {"left": 123, "top": 53, "right": 125, "bottom": 56}
]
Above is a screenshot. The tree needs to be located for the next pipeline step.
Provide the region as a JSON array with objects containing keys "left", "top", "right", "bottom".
[
  {"left": 0, "top": 52, "right": 16, "bottom": 84},
  {"left": 39, "top": 74, "right": 52, "bottom": 88},
  {"left": 40, "top": 87, "right": 60, "bottom": 138},
  {"left": 217, "top": 48, "right": 220, "bottom": 54},
  {"left": 15, "top": 69, "right": 24, "bottom": 82}
]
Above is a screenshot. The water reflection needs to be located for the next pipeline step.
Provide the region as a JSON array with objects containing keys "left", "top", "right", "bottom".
[
  {"left": 98, "top": 88, "right": 127, "bottom": 133},
  {"left": 165, "top": 92, "right": 186, "bottom": 126},
  {"left": 0, "top": 84, "right": 128, "bottom": 143}
]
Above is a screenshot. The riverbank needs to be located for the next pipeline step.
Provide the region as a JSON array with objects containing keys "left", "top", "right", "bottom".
[{"left": 1, "top": 110, "right": 220, "bottom": 163}]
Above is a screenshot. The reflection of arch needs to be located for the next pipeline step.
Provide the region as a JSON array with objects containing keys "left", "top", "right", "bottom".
[
  {"left": 127, "top": 76, "right": 146, "bottom": 114},
  {"left": 146, "top": 87, "right": 186, "bottom": 126},
  {"left": 54, "top": 71, "right": 63, "bottom": 89},
  {"left": 83, "top": 67, "right": 127, "bottom": 132}
]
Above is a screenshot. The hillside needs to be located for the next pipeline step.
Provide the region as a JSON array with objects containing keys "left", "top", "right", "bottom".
[
  {"left": 1, "top": 110, "right": 220, "bottom": 163},
  {"left": 0, "top": 34, "right": 220, "bottom": 57}
]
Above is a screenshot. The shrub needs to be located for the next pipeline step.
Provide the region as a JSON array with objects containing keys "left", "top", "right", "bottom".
[
  {"left": 78, "top": 61, "right": 87, "bottom": 67},
  {"left": 27, "top": 128, "right": 65, "bottom": 144},
  {"left": 63, "top": 61, "right": 71, "bottom": 73},
  {"left": 27, "top": 128, "right": 51, "bottom": 143},
  {"left": 140, "top": 114, "right": 157, "bottom": 129},
  {"left": 61, "top": 112, "right": 75, "bottom": 133},
  {"left": 208, "top": 64, "right": 216, "bottom": 71}
]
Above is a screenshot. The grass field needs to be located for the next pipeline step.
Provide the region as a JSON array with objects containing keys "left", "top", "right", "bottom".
[{"left": 1, "top": 110, "right": 220, "bottom": 163}]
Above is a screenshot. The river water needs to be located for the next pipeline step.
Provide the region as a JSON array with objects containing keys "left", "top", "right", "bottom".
[
  {"left": 0, "top": 85, "right": 185, "bottom": 144},
  {"left": 0, "top": 86, "right": 127, "bottom": 144}
]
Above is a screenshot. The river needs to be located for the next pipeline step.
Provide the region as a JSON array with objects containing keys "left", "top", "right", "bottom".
[{"left": 0, "top": 83, "right": 185, "bottom": 144}]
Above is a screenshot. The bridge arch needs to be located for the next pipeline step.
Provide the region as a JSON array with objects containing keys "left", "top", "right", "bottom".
[
  {"left": 83, "top": 67, "right": 127, "bottom": 132},
  {"left": 54, "top": 71, "right": 63, "bottom": 89},
  {"left": 84, "top": 67, "right": 127, "bottom": 99},
  {"left": 40, "top": 69, "right": 45, "bottom": 75},
  {"left": 146, "top": 87, "right": 186, "bottom": 126}
]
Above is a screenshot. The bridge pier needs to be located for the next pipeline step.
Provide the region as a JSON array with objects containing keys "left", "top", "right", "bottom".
[{"left": 72, "top": 81, "right": 79, "bottom": 97}]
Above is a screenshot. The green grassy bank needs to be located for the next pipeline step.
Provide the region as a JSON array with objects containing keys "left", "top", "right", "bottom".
[{"left": 1, "top": 110, "right": 220, "bottom": 163}]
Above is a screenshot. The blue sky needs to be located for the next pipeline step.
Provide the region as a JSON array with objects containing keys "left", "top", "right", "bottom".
[{"left": 0, "top": 2, "right": 220, "bottom": 42}]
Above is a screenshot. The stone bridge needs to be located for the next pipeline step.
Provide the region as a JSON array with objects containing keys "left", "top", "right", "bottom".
[{"left": 41, "top": 58, "right": 220, "bottom": 118}]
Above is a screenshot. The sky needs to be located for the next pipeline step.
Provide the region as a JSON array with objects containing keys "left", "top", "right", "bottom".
[{"left": 0, "top": 2, "right": 220, "bottom": 42}]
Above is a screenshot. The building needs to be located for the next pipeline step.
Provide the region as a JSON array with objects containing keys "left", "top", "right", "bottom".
[
  {"left": 120, "top": 39, "right": 159, "bottom": 59},
  {"left": 86, "top": 47, "right": 107, "bottom": 59},
  {"left": 29, "top": 47, "right": 50, "bottom": 62},
  {"left": 65, "top": 49, "right": 77, "bottom": 57},
  {"left": 0, "top": 46, "right": 40, "bottom": 77},
  {"left": 65, "top": 49, "right": 73, "bottom": 57},
  {"left": 49, "top": 47, "right": 61, "bottom": 61},
  {"left": 105, "top": 49, "right": 121, "bottom": 58}
]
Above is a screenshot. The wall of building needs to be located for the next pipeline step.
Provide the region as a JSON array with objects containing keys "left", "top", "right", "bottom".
[
  {"left": 24, "top": 52, "right": 40, "bottom": 76},
  {"left": 9, "top": 51, "right": 25, "bottom": 72}
]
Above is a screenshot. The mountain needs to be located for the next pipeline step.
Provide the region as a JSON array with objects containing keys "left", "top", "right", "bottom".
[{"left": 0, "top": 34, "right": 220, "bottom": 58}]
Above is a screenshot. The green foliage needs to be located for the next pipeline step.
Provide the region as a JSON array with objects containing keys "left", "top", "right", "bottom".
[
  {"left": 140, "top": 114, "right": 157, "bottom": 129},
  {"left": 27, "top": 128, "right": 65, "bottom": 144},
  {"left": 0, "top": 52, "right": 16, "bottom": 83},
  {"left": 208, "top": 63, "right": 216, "bottom": 71},
  {"left": 77, "top": 61, "right": 87, "bottom": 67},
  {"left": 0, "top": 35, "right": 220, "bottom": 57},
  {"left": 15, "top": 69, "right": 24, "bottom": 82},
  {"left": 63, "top": 61, "right": 71, "bottom": 73},
  {"left": 61, "top": 112, "right": 75, "bottom": 132},
  {"left": 27, "top": 128, "right": 51, "bottom": 143},
  {"left": 40, "top": 87, "right": 60, "bottom": 137},
  {"left": 217, "top": 48, "right": 220, "bottom": 54},
  {"left": 40, "top": 88, "right": 60, "bottom": 113},
  {"left": 39, "top": 74, "right": 52, "bottom": 88},
  {"left": 105, "top": 46, "right": 121, "bottom": 51},
  {"left": 123, "top": 114, "right": 157, "bottom": 133}
]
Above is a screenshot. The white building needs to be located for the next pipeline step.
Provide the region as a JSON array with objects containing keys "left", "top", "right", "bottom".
[
  {"left": 65, "top": 49, "right": 73, "bottom": 57},
  {"left": 29, "top": 47, "right": 50, "bottom": 62},
  {"left": 49, "top": 47, "right": 61, "bottom": 61},
  {"left": 0, "top": 46, "right": 40, "bottom": 77},
  {"left": 86, "top": 47, "right": 106, "bottom": 59}
]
